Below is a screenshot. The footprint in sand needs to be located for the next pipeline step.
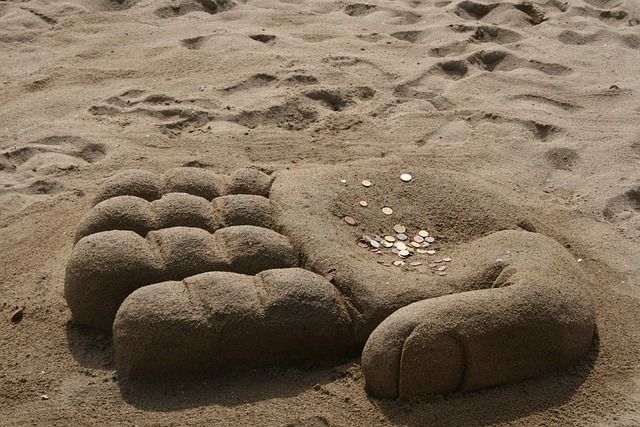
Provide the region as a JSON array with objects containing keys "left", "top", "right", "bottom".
[
  {"left": 0, "top": 136, "right": 107, "bottom": 214},
  {"left": 154, "top": 0, "right": 234, "bottom": 18}
]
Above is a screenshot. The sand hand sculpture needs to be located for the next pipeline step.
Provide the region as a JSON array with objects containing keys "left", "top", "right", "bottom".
[{"left": 65, "top": 163, "right": 595, "bottom": 399}]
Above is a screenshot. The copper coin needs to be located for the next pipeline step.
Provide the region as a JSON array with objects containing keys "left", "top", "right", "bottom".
[
  {"left": 344, "top": 216, "right": 357, "bottom": 225},
  {"left": 359, "top": 200, "right": 368, "bottom": 207},
  {"left": 413, "top": 235, "right": 424, "bottom": 243}
]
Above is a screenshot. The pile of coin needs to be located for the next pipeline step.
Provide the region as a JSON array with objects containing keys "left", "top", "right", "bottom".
[
  {"left": 357, "top": 225, "right": 435, "bottom": 257},
  {"left": 341, "top": 173, "right": 452, "bottom": 275}
]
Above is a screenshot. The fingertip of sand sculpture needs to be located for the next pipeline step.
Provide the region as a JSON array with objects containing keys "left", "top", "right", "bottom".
[
  {"left": 66, "top": 224, "right": 298, "bottom": 330},
  {"left": 92, "top": 167, "right": 272, "bottom": 205}
]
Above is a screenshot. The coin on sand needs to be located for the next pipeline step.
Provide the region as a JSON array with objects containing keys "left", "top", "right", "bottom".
[
  {"left": 381, "top": 240, "right": 393, "bottom": 248},
  {"left": 396, "top": 233, "right": 408, "bottom": 241},
  {"left": 417, "top": 249, "right": 428, "bottom": 254},
  {"left": 361, "top": 180, "right": 372, "bottom": 187},
  {"left": 393, "top": 260, "right": 405, "bottom": 266},
  {"left": 418, "top": 230, "right": 429, "bottom": 237},
  {"left": 410, "top": 242, "right": 421, "bottom": 248},
  {"left": 382, "top": 207, "right": 393, "bottom": 215},
  {"left": 400, "top": 173, "right": 412, "bottom": 182},
  {"left": 393, "top": 224, "right": 406, "bottom": 233},
  {"left": 344, "top": 216, "right": 357, "bottom": 225},
  {"left": 426, "top": 249, "right": 436, "bottom": 255},
  {"left": 394, "top": 242, "right": 407, "bottom": 250},
  {"left": 359, "top": 200, "right": 368, "bottom": 207},
  {"left": 443, "top": 257, "right": 452, "bottom": 262},
  {"left": 425, "top": 236, "right": 435, "bottom": 243},
  {"left": 399, "top": 249, "right": 410, "bottom": 257},
  {"left": 370, "top": 240, "right": 380, "bottom": 248},
  {"left": 384, "top": 235, "right": 395, "bottom": 242}
]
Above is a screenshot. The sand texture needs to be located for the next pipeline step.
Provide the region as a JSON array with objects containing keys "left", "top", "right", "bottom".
[{"left": 1, "top": 0, "right": 640, "bottom": 425}]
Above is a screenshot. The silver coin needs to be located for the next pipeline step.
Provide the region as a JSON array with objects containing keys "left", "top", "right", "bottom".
[{"left": 400, "top": 173, "right": 412, "bottom": 182}]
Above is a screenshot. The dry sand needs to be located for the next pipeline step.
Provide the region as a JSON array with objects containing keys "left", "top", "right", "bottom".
[{"left": 1, "top": 0, "right": 639, "bottom": 425}]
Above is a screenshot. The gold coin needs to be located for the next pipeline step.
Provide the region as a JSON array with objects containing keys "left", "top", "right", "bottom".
[
  {"left": 361, "top": 180, "right": 372, "bottom": 187},
  {"left": 384, "top": 235, "right": 395, "bottom": 242},
  {"left": 381, "top": 240, "right": 393, "bottom": 248},
  {"left": 418, "top": 230, "right": 429, "bottom": 237},
  {"left": 393, "top": 260, "right": 405, "bottom": 266},
  {"left": 426, "top": 249, "right": 436, "bottom": 255},
  {"left": 382, "top": 207, "right": 393, "bottom": 215},
  {"left": 393, "top": 224, "right": 406, "bottom": 233},
  {"left": 416, "top": 249, "right": 428, "bottom": 254},
  {"left": 410, "top": 242, "right": 421, "bottom": 248}
]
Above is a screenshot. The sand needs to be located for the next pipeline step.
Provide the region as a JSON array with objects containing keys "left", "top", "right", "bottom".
[{"left": 1, "top": 0, "right": 639, "bottom": 425}]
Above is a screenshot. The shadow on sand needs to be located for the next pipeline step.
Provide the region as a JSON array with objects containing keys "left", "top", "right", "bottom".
[{"left": 67, "top": 319, "right": 598, "bottom": 422}]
